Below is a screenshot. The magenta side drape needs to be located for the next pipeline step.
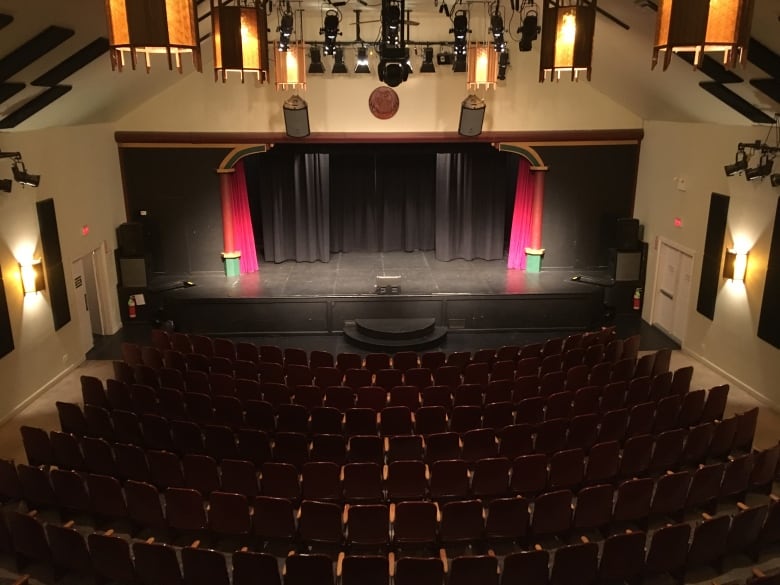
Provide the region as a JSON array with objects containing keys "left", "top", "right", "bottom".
[
  {"left": 507, "top": 158, "right": 535, "bottom": 269},
  {"left": 228, "top": 159, "right": 259, "bottom": 274}
]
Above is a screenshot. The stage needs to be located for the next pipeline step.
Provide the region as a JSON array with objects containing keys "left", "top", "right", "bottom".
[{"left": 138, "top": 251, "right": 613, "bottom": 336}]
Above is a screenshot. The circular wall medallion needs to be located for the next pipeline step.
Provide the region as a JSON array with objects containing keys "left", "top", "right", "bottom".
[{"left": 368, "top": 86, "right": 400, "bottom": 120}]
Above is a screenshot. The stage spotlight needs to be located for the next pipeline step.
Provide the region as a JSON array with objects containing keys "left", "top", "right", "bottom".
[
  {"left": 277, "top": 10, "right": 294, "bottom": 51},
  {"left": 321, "top": 9, "right": 341, "bottom": 55},
  {"left": 724, "top": 150, "right": 747, "bottom": 176},
  {"left": 355, "top": 46, "right": 370, "bottom": 73},
  {"left": 745, "top": 155, "right": 773, "bottom": 181},
  {"left": 378, "top": 58, "right": 408, "bottom": 87},
  {"left": 497, "top": 51, "right": 509, "bottom": 80},
  {"left": 382, "top": 1, "right": 401, "bottom": 47},
  {"left": 0, "top": 178, "right": 11, "bottom": 192},
  {"left": 420, "top": 47, "right": 436, "bottom": 72},
  {"left": 518, "top": 10, "right": 539, "bottom": 52},
  {"left": 490, "top": 13, "right": 506, "bottom": 53},
  {"left": 332, "top": 48, "right": 348, "bottom": 73},
  {"left": 11, "top": 160, "right": 39, "bottom": 188},
  {"left": 772, "top": 173, "right": 780, "bottom": 187},
  {"left": 308, "top": 47, "right": 325, "bottom": 73},
  {"left": 451, "top": 11, "right": 469, "bottom": 57}
]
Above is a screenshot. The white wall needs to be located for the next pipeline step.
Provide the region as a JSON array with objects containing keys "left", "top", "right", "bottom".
[
  {"left": 0, "top": 124, "right": 124, "bottom": 422},
  {"left": 635, "top": 120, "right": 780, "bottom": 406}
]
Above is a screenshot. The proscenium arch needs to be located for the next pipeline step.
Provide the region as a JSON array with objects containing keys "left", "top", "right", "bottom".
[
  {"left": 218, "top": 144, "right": 273, "bottom": 171},
  {"left": 493, "top": 143, "right": 548, "bottom": 170}
]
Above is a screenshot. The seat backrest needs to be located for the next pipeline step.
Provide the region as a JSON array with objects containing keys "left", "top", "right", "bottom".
[
  {"left": 232, "top": 550, "right": 281, "bottom": 585},
  {"left": 125, "top": 479, "right": 166, "bottom": 530},
  {"left": 645, "top": 522, "right": 691, "bottom": 575},
  {"left": 450, "top": 555, "right": 499, "bottom": 585},
  {"left": 485, "top": 496, "right": 528, "bottom": 541},
  {"left": 394, "top": 556, "right": 444, "bottom": 585},
  {"left": 341, "top": 555, "right": 389, "bottom": 585},
  {"left": 285, "top": 554, "right": 335, "bottom": 585},
  {"left": 501, "top": 550, "right": 548, "bottom": 585},
  {"left": 133, "top": 540, "right": 184, "bottom": 585},
  {"left": 531, "top": 489, "right": 573, "bottom": 536},
  {"left": 550, "top": 540, "right": 598, "bottom": 585},
  {"left": 599, "top": 531, "right": 646, "bottom": 582}
]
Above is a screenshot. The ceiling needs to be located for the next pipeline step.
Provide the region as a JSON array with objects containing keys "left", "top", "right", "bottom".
[{"left": 0, "top": 0, "right": 777, "bottom": 132}]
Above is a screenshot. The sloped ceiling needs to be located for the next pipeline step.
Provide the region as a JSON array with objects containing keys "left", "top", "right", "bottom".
[{"left": 0, "top": 0, "right": 777, "bottom": 132}]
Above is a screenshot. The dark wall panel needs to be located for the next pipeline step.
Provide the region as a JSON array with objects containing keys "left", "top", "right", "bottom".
[
  {"left": 758, "top": 196, "right": 780, "bottom": 348},
  {"left": 534, "top": 144, "right": 639, "bottom": 269},
  {"left": 36, "top": 198, "right": 71, "bottom": 330},
  {"left": 696, "top": 193, "right": 730, "bottom": 320},
  {"left": 120, "top": 148, "right": 230, "bottom": 275},
  {"left": 0, "top": 265, "right": 14, "bottom": 358}
]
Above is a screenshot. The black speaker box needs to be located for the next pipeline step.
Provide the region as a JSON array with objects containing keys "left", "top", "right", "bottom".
[
  {"left": 459, "top": 106, "right": 485, "bottom": 137},
  {"left": 119, "top": 257, "right": 148, "bottom": 288},
  {"left": 284, "top": 106, "right": 310, "bottom": 138},
  {"left": 117, "top": 222, "right": 146, "bottom": 257},
  {"left": 616, "top": 217, "right": 640, "bottom": 251}
]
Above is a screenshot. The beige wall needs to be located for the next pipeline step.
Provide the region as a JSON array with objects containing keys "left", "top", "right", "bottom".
[
  {"left": 635, "top": 121, "right": 780, "bottom": 407},
  {"left": 0, "top": 124, "right": 124, "bottom": 422}
]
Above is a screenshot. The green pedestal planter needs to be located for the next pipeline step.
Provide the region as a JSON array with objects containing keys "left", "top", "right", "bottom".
[
  {"left": 525, "top": 248, "right": 545, "bottom": 273},
  {"left": 222, "top": 251, "right": 241, "bottom": 277}
]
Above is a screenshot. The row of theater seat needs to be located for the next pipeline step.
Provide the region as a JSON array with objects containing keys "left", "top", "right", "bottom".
[{"left": 2, "top": 471, "right": 779, "bottom": 585}]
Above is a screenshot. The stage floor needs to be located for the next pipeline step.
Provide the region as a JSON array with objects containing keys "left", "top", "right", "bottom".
[{"left": 151, "top": 251, "right": 608, "bottom": 299}]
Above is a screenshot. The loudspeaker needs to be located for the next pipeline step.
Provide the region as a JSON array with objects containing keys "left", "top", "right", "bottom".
[
  {"left": 616, "top": 217, "right": 640, "bottom": 251},
  {"left": 117, "top": 222, "right": 145, "bottom": 257},
  {"left": 610, "top": 250, "right": 642, "bottom": 282},
  {"left": 283, "top": 95, "right": 310, "bottom": 138},
  {"left": 459, "top": 95, "right": 485, "bottom": 137},
  {"left": 119, "top": 257, "right": 148, "bottom": 287}
]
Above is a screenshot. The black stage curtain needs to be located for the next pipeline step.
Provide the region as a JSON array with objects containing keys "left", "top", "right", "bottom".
[
  {"left": 435, "top": 151, "right": 507, "bottom": 261},
  {"left": 252, "top": 152, "right": 330, "bottom": 262},
  {"left": 330, "top": 152, "right": 436, "bottom": 253}
]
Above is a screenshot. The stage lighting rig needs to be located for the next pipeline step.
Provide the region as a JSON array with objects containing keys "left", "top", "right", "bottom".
[
  {"left": 277, "top": 3, "right": 294, "bottom": 51},
  {"left": 378, "top": 0, "right": 411, "bottom": 87},
  {"left": 451, "top": 10, "right": 469, "bottom": 72},
  {"left": 0, "top": 152, "right": 40, "bottom": 190},
  {"left": 490, "top": 9, "right": 506, "bottom": 53},
  {"left": 725, "top": 116, "right": 780, "bottom": 182},
  {"left": 498, "top": 51, "right": 509, "bottom": 79},
  {"left": 517, "top": 0, "right": 540, "bottom": 52},
  {"left": 321, "top": 9, "right": 341, "bottom": 55}
]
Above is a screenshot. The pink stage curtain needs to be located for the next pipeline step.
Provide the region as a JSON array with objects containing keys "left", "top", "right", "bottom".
[
  {"left": 507, "top": 158, "right": 534, "bottom": 270},
  {"left": 229, "top": 160, "right": 259, "bottom": 274}
]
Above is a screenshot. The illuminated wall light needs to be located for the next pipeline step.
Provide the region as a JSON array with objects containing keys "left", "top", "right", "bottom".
[
  {"left": 20, "top": 260, "right": 45, "bottom": 295},
  {"left": 105, "top": 0, "right": 201, "bottom": 72},
  {"left": 211, "top": 0, "right": 270, "bottom": 82},
  {"left": 539, "top": 0, "right": 596, "bottom": 82},
  {"left": 653, "top": 0, "right": 754, "bottom": 70},
  {"left": 466, "top": 43, "right": 498, "bottom": 89},
  {"left": 723, "top": 248, "right": 748, "bottom": 281}
]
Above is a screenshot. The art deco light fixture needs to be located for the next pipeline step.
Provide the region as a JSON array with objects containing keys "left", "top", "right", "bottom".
[
  {"left": 539, "top": 0, "right": 596, "bottom": 82},
  {"left": 20, "top": 260, "right": 45, "bottom": 295},
  {"left": 105, "top": 0, "right": 201, "bottom": 72},
  {"left": 723, "top": 249, "right": 748, "bottom": 281},
  {"left": 211, "top": 0, "right": 270, "bottom": 82},
  {"left": 275, "top": 43, "right": 307, "bottom": 90},
  {"left": 466, "top": 43, "right": 499, "bottom": 89},
  {"left": 652, "top": 0, "right": 754, "bottom": 70}
]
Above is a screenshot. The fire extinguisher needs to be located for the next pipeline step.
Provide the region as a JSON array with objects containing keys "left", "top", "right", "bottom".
[
  {"left": 633, "top": 288, "right": 642, "bottom": 311},
  {"left": 128, "top": 295, "right": 136, "bottom": 319}
]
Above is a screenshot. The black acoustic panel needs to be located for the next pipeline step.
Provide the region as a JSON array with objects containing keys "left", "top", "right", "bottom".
[
  {"left": 676, "top": 52, "right": 743, "bottom": 83},
  {"left": 31, "top": 38, "right": 109, "bottom": 86},
  {"left": 748, "top": 38, "right": 780, "bottom": 79},
  {"left": 36, "top": 198, "right": 63, "bottom": 263},
  {"left": 0, "top": 14, "right": 13, "bottom": 31},
  {"left": 0, "top": 25, "right": 74, "bottom": 83},
  {"left": 117, "top": 222, "right": 146, "bottom": 257},
  {"left": 749, "top": 79, "right": 780, "bottom": 105},
  {"left": 0, "top": 82, "right": 25, "bottom": 104},
  {"left": 758, "top": 196, "right": 780, "bottom": 348},
  {"left": 696, "top": 193, "right": 730, "bottom": 320},
  {"left": 698, "top": 82, "right": 776, "bottom": 124},
  {"left": 36, "top": 199, "right": 71, "bottom": 331},
  {"left": 0, "top": 85, "right": 71, "bottom": 129},
  {"left": 0, "top": 264, "right": 14, "bottom": 359}
]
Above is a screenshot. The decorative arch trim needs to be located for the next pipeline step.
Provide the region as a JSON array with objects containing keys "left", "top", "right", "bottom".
[
  {"left": 494, "top": 143, "right": 547, "bottom": 170},
  {"left": 219, "top": 144, "right": 273, "bottom": 170}
]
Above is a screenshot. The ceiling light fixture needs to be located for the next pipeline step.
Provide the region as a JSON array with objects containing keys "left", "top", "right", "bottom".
[
  {"left": 0, "top": 152, "right": 40, "bottom": 190},
  {"left": 105, "top": 0, "right": 201, "bottom": 72},
  {"left": 308, "top": 47, "right": 326, "bottom": 73},
  {"left": 490, "top": 12, "right": 507, "bottom": 53},
  {"left": 727, "top": 115, "right": 780, "bottom": 182},
  {"left": 724, "top": 149, "right": 748, "bottom": 176},
  {"left": 355, "top": 46, "right": 371, "bottom": 73},
  {"left": 745, "top": 154, "right": 774, "bottom": 182},
  {"left": 451, "top": 10, "right": 470, "bottom": 72},
  {"left": 539, "top": 0, "right": 596, "bottom": 82},
  {"left": 275, "top": 42, "right": 307, "bottom": 89},
  {"left": 467, "top": 43, "right": 499, "bottom": 89},
  {"left": 420, "top": 47, "right": 436, "bottom": 72},
  {"left": 321, "top": 9, "right": 341, "bottom": 55},
  {"left": 378, "top": 0, "right": 411, "bottom": 87},
  {"left": 518, "top": 1, "right": 540, "bottom": 52},
  {"left": 332, "top": 48, "right": 348, "bottom": 73},
  {"left": 277, "top": 4, "right": 295, "bottom": 52},
  {"left": 652, "top": 0, "right": 754, "bottom": 71},
  {"left": 211, "top": 0, "right": 269, "bottom": 83}
]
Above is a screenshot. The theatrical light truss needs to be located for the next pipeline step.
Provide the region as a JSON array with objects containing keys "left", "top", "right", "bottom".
[
  {"left": 277, "top": 3, "right": 295, "bottom": 51},
  {"left": 490, "top": 9, "right": 506, "bottom": 53},
  {"left": 517, "top": 0, "right": 540, "bottom": 52},
  {"left": 377, "top": 0, "right": 411, "bottom": 87},
  {"left": 0, "top": 152, "right": 40, "bottom": 191},
  {"left": 321, "top": 9, "right": 341, "bottom": 55},
  {"left": 451, "top": 10, "right": 470, "bottom": 72},
  {"left": 725, "top": 116, "right": 780, "bottom": 183}
]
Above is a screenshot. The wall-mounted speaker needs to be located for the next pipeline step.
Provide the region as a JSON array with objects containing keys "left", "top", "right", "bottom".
[
  {"left": 119, "top": 257, "right": 148, "bottom": 288},
  {"left": 117, "top": 222, "right": 145, "bottom": 257},
  {"left": 616, "top": 217, "right": 640, "bottom": 251},
  {"left": 458, "top": 94, "right": 485, "bottom": 137},
  {"left": 283, "top": 95, "right": 310, "bottom": 138}
]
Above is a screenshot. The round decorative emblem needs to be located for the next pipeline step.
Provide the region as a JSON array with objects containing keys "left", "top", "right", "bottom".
[{"left": 368, "top": 86, "right": 400, "bottom": 120}]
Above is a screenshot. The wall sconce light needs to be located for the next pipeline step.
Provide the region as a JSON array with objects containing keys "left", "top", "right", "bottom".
[
  {"left": 211, "top": 0, "right": 270, "bottom": 83},
  {"left": 652, "top": 0, "right": 753, "bottom": 71},
  {"left": 539, "top": 0, "right": 596, "bottom": 82},
  {"left": 20, "top": 260, "right": 45, "bottom": 295},
  {"left": 466, "top": 43, "right": 499, "bottom": 89},
  {"left": 723, "top": 248, "right": 748, "bottom": 281},
  {"left": 105, "top": 0, "right": 201, "bottom": 72}
]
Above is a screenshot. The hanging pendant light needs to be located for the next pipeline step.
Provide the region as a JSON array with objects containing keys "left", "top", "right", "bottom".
[
  {"left": 275, "top": 43, "right": 307, "bottom": 90},
  {"left": 652, "top": 0, "right": 754, "bottom": 70},
  {"left": 211, "top": 0, "right": 270, "bottom": 82},
  {"left": 105, "top": 0, "right": 201, "bottom": 72},
  {"left": 539, "top": 0, "right": 596, "bottom": 82},
  {"left": 467, "top": 43, "right": 499, "bottom": 89}
]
